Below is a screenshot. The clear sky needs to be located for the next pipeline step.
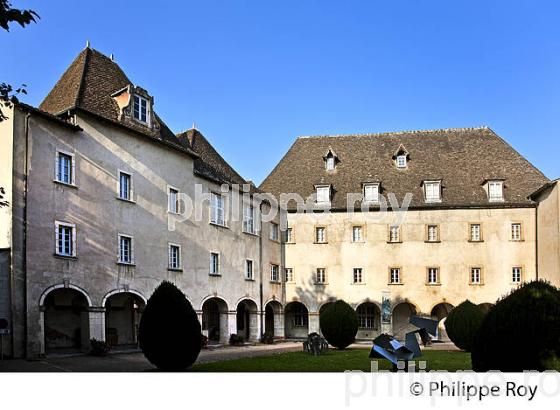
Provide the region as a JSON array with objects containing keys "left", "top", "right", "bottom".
[{"left": 2, "top": 1, "right": 560, "bottom": 184}]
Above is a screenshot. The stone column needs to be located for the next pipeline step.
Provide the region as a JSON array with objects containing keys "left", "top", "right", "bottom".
[
  {"left": 308, "top": 312, "right": 320, "bottom": 334},
  {"left": 250, "top": 311, "right": 261, "bottom": 341},
  {"left": 228, "top": 311, "right": 237, "bottom": 337},
  {"left": 274, "top": 312, "right": 285, "bottom": 338}
]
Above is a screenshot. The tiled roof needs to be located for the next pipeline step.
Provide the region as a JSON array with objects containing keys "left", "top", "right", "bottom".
[
  {"left": 259, "top": 127, "right": 550, "bottom": 210},
  {"left": 39, "top": 47, "right": 197, "bottom": 158}
]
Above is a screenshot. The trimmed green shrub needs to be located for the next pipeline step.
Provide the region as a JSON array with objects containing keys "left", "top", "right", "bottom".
[
  {"left": 229, "top": 333, "right": 245, "bottom": 346},
  {"left": 444, "top": 300, "right": 485, "bottom": 352},
  {"left": 319, "top": 300, "right": 358, "bottom": 349},
  {"left": 139, "top": 281, "right": 202, "bottom": 371},
  {"left": 89, "top": 338, "right": 110, "bottom": 356},
  {"left": 471, "top": 280, "right": 560, "bottom": 372}
]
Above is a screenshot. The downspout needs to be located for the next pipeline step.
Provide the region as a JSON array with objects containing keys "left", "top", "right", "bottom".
[
  {"left": 22, "top": 113, "right": 30, "bottom": 357},
  {"left": 258, "top": 203, "right": 264, "bottom": 341}
]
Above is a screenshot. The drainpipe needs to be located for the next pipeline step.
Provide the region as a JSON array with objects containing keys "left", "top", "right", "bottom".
[{"left": 258, "top": 203, "right": 264, "bottom": 341}]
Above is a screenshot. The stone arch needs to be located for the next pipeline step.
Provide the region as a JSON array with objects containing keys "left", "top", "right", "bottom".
[
  {"left": 236, "top": 299, "right": 259, "bottom": 342},
  {"left": 264, "top": 300, "right": 283, "bottom": 339},
  {"left": 356, "top": 302, "right": 381, "bottom": 340},
  {"left": 40, "top": 285, "right": 92, "bottom": 354},
  {"left": 201, "top": 297, "right": 229, "bottom": 344},
  {"left": 392, "top": 301, "right": 417, "bottom": 341},
  {"left": 284, "top": 301, "right": 309, "bottom": 339},
  {"left": 103, "top": 291, "right": 146, "bottom": 347},
  {"left": 430, "top": 302, "right": 454, "bottom": 342}
]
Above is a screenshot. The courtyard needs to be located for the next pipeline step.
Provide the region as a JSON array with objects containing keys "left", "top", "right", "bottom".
[{"left": 0, "top": 342, "right": 470, "bottom": 372}]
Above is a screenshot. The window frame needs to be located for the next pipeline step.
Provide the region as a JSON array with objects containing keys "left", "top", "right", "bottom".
[
  {"left": 357, "top": 304, "right": 378, "bottom": 330},
  {"left": 510, "top": 222, "right": 523, "bottom": 241},
  {"left": 396, "top": 154, "right": 407, "bottom": 168},
  {"left": 488, "top": 180, "right": 504, "bottom": 202},
  {"left": 315, "top": 185, "right": 331, "bottom": 204},
  {"left": 243, "top": 203, "right": 256, "bottom": 235},
  {"left": 54, "top": 150, "right": 76, "bottom": 186},
  {"left": 118, "top": 234, "right": 134, "bottom": 265},
  {"left": 270, "top": 264, "right": 280, "bottom": 282},
  {"left": 512, "top": 266, "right": 522, "bottom": 284},
  {"left": 168, "top": 186, "right": 180, "bottom": 214},
  {"left": 315, "top": 226, "right": 327, "bottom": 244},
  {"left": 469, "top": 223, "right": 483, "bottom": 242},
  {"left": 270, "top": 222, "right": 279, "bottom": 241},
  {"left": 388, "top": 225, "right": 401, "bottom": 243},
  {"left": 352, "top": 225, "right": 363, "bottom": 242},
  {"left": 427, "top": 267, "right": 440, "bottom": 285},
  {"left": 168, "top": 243, "right": 182, "bottom": 270},
  {"left": 245, "top": 259, "right": 254, "bottom": 280},
  {"left": 210, "top": 252, "right": 220, "bottom": 276},
  {"left": 285, "top": 227, "right": 294, "bottom": 244},
  {"left": 285, "top": 268, "right": 294, "bottom": 283},
  {"left": 132, "top": 94, "right": 150, "bottom": 125},
  {"left": 389, "top": 267, "right": 402, "bottom": 285},
  {"left": 423, "top": 180, "right": 442, "bottom": 203},
  {"left": 315, "top": 268, "right": 327, "bottom": 285},
  {"left": 363, "top": 183, "right": 380, "bottom": 203},
  {"left": 352, "top": 268, "right": 364, "bottom": 284},
  {"left": 470, "top": 267, "right": 483, "bottom": 285},
  {"left": 210, "top": 192, "right": 226, "bottom": 227},
  {"left": 54, "top": 221, "right": 76, "bottom": 257},
  {"left": 117, "top": 170, "right": 133, "bottom": 202},
  {"left": 325, "top": 156, "right": 336, "bottom": 171},
  {"left": 426, "top": 224, "right": 440, "bottom": 242}
]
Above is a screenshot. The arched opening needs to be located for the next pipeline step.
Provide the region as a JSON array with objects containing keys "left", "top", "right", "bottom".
[
  {"left": 264, "top": 301, "right": 283, "bottom": 338},
  {"left": 430, "top": 303, "right": 454, "bottom": 342},
  {"left": 104, "top": 292, "right": 145, "bottom": 348},
  {"left": 284, "top": 301, "right": 309, "bottom": 339},
  {"left": 478, "top": 303, "right": 494, "bottom": 313},
  {"left": 392, "top": 302, "right": 417, "bottom": 341},
  {"left": 236, "top": 299, "right": 258, "bottom": 342},
  {"left": 202, "top": 298, "right": 229, "bottom": 344},
  {"left": 44, "top": 288, "right": 90, "bottom": 353},
  {"left": 356, "top": 302, "right": 381, "bottom": 340}
]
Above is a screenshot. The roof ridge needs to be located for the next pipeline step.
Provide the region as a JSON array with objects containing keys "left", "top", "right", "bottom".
[
  {"left": 74, "top": 47, "right": 91, "bottom": 109},
  {"left": 297, "top": 126, "right": 490, "bottom": 139}
]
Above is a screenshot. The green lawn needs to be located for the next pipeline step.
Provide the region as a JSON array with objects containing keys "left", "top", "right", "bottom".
[{"left": 192, "top": 348, "right": 471, "bottom": 372}]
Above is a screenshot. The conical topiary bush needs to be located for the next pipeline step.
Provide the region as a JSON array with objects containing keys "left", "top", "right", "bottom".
[
  {"left": 319, "top": 300, "right": 358, "bottom": 349},
  {"left": 471, "top": 280, "right": 560, "bottom": 371},
  {"left": 139, "top": 281, "right": 202, "bottom": 371},
  {"left": 444, "top": 300, "right": 485, "bottom": 352}
]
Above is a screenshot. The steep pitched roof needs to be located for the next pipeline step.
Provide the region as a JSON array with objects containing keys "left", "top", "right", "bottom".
[
  {"left": 260, "top": 127, "right": 549, "bottom": 210},
  {"left": 39, "top": 47, "right": 197, "bottom": 157},
  {"left": 177, "top": 128, "right": 255, "bottom": 188}
]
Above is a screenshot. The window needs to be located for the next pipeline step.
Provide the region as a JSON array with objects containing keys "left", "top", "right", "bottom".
[
  {"left": 357, "top": 304, "right": 377, "bottom": 329},
  {"left": 470, "top": 223, "right": 482, "bottom": 242},
  {"left": 363, "top": 183, "right": 379, "bottom": 202},
  {"left": 118, "top": 171, "right": 132, "bottom": 201},
  {"left": 55, "top": 221, "right": 76, "bottom": 257},
  {"left": 315, "top": 227, "right": 326, "bottom": 243},
  {"left": 168, "top": 187, "right": 179, "bottom": 214},
  {"left": 293, "top": 305, "right": 308, "bottom": 327},
  {"left": 168, "top": 244, "right": 181, "bottom": 270},
  {"left": 133, "top": 94, "right": 149, "bottom": 124},
  {"left": 245, "top": 260, "right": 254, "bottom": 280},
  {"left": 326, "top": 156, "right": 335, "bottom": 171},
  {"left": 488, "top": 181, "right": 504, "bottom": 202},
  {"left": 424, "top": 181, "right": 441, "bottom": 202},
  {"left": 389, "top": 268, "right": 401, "bottom": 284},
  {"left": 285, "top": 228, "right": 294, "bottom": 243},
  {"left": 353, "top": 268, "right": 363, "bottom": 284},
  {"left": 243, "top": 204, "right": 256, "bottom": 234},
  {"left": 352, "top": 226, "right": 363, "bottom": 242},
  {"left": 389, "top": 225, "right": 401, "bottom": 243},
  {"left": 470, "top": 267, "right": 482, "bottom": 284},
  {"left": 427, "top": 267, "right": 439, "bottom": 284},
  {"left": 210, "top": 193, "right": 225, "bottom": 226},
  {"left": 511, "top": 223, "right": 522, "bottom": 241},
  {"left": 55, "top": 151, "right": 74, "bottom": 185},
  {"left": 512, "top": 267, "right": 522, "bottom": 284},
  {"left": 118, "top": 235, "right": 133, "bottom": 264},
  {"left": 316, "top": 186, "right": 330, "bottom": 204},
  {"left": 316, "top": 268, "right": 327, "bottom": 284},
  {"left": 270, "top": 222, "right": 279, "bottom": 241},
  {"left": 427, "top": 225, "right": 439, "bottom": 242},
  {"left": 210, "top": 253, "right": 220, "bottom": 275},
  {"left": 396, "top": 155, "right": 407, "bottom": 168},
  {"left": 270, "top": 264, "right": 279, "bottom": 282},
  {"left": 285, "top": 268, "right": 294, "bottom": 283}
]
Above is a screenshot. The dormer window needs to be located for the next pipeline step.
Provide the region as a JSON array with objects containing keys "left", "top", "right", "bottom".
[
  {"left": 326, "top": 156, "right": 335, "bottom": 171},
  {"left": 488, "top": 180, "right": 504, "bottom": 202},
  {"left": 363, "top": 183, "right": 379, "bottom": 202},
  {"left": 316, "top": 185, "right": 331, "bottom": 204},
  {"left": 396, "top": 155, "right": 407, "bottom": 168},
  {"left": 424, "top": 180, "right": 442, "bottom": 203},
  {"left": 133, "top": 94, "right": 149, "bottom": 124}
]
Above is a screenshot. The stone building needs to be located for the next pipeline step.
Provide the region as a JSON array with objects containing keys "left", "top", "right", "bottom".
[
  {"left": 260, "top": 129, "right": 558, "bottom": 340},
  {"left": 0, "top": 47, "right": 283, "bottom": 358},
  {"left": 1, "top": 46, "right": 559, "bottom": 359}
]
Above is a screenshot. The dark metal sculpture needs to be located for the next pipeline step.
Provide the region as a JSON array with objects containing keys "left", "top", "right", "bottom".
[{"left": 303, "top": 332, "right": 329, "bottom": 356}]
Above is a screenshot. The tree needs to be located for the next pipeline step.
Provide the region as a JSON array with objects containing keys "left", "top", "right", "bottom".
[
  {"left": 444, "top": 300, "right": 485, "bottom": 352},
  {"left": 319, "top": 300, "right": 358, "bottom": 349},
  {"left": 139, "top": 281, "right": 202, "bottom": 371},
  {"left": 0, "top": 1, "right": 39, "bottom": 120},
  {"left": 0, "top": 187, "right": 7, "bottom": 207}
]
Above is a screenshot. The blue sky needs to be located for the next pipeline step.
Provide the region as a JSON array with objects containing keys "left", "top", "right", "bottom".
[{"left": 2, "top": 1, "right": 560, "bottom": 183}]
